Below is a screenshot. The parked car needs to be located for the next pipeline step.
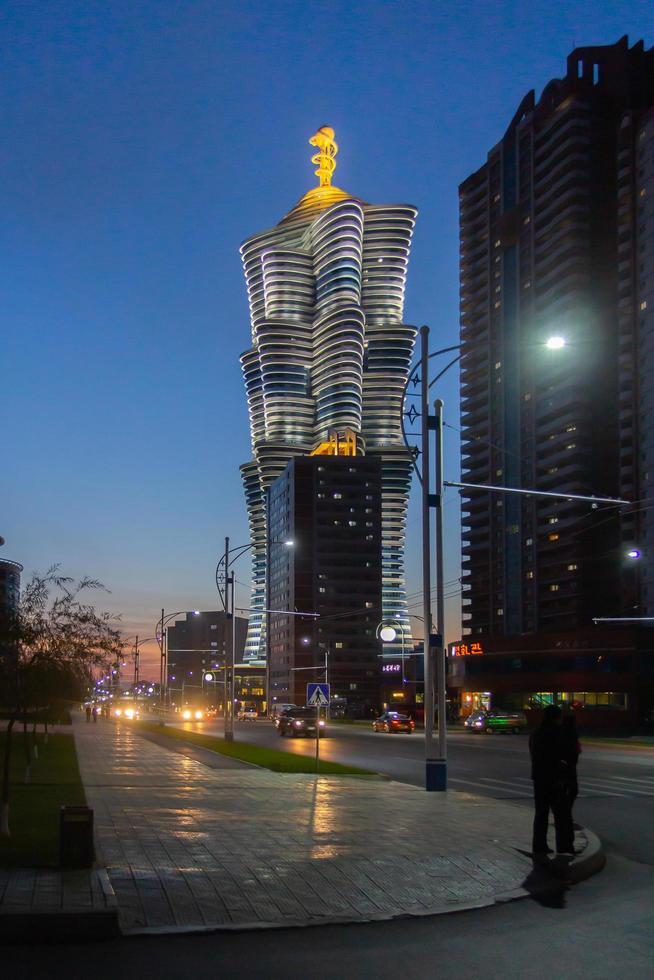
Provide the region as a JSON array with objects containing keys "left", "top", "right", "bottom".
[
  {"left": 278, "top": 707, "right": 326, "bottom": 737},
  {"left": 270, "top": 703, "right": 298, "bottom": 727},
  {"left": 464, "top": 709, "right": 527, "bottom": 734},
  {"left": 237, "top": 706, "right": 258, "bottom": 721},
  {"left": 372, "top": 711, "right": 415, "bottom": 734}
]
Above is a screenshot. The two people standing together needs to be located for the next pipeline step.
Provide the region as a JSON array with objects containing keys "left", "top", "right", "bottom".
[{"left": 529, "top": 704, "right": 580, "bottom": 858}]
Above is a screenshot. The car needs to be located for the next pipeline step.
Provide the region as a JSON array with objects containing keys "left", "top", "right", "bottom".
[
  {"left": 464, "top": 709, "right": 527, "bottom": 734},
  {"left": 113, "top": 704, "right": 140, "bottom": 720},
  {"left": 181, "top": 707, "right": 205, "bottom": 721},
  {"left": 270, "top": 703, "right": 298, "bottom": 727},
  {"left": 278, "top": 707, "right": 326, "bottom": 737},
  {"left": 372, "top": 711, "right": 415, "bottom": 733},
  {"left": 237, "top": 707, "right": 258, "bottom": 721}
]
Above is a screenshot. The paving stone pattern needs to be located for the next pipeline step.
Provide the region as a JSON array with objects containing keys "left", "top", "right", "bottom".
[{"left": 73, "top": 719, "right": 556, "bottom": 933}]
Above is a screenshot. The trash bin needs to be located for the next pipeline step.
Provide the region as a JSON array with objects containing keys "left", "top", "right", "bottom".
[{"left": 59, "top": 805, "right": 94, "bottom": 868}]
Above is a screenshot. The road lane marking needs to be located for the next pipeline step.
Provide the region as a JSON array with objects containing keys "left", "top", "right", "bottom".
[{"left": 447, "top": 776, "right": 531, "bottom": 798}]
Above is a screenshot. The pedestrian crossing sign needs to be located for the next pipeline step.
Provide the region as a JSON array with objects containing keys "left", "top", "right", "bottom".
[{"left": 307, "top": 683, "right": 330, "bottom": 706}]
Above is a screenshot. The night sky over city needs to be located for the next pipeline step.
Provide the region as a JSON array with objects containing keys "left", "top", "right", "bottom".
[{"left": 3, "top": 0, "right": 651, "bottom": 674}]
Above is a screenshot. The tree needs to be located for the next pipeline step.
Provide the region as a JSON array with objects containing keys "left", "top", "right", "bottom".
[{"left": 0, "top": 567, "right": 123, "bottom": 836}]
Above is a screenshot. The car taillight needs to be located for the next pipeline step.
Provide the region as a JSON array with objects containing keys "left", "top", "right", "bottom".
[{"left": 391, "top": 720, "right": 399, "bottom": 725}]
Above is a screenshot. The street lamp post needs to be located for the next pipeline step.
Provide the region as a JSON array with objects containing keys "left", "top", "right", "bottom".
[
  {"left": 155, "top": 609, "right": 200, "bottom": 713},
  {"left": 402, "top": 325, "right": 628, "bottom": 791},
  {"left": 216, "top": 537, "right": 296, "bottom": 740}
]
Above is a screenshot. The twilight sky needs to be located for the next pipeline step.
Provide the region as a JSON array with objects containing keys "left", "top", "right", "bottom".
[{"left": 2, "top": 1, "right": 651, "bottom": 677}]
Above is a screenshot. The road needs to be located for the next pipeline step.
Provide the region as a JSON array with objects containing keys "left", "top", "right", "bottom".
[{"left": 4, "top": 719, "right": 650, "bottom": 976}]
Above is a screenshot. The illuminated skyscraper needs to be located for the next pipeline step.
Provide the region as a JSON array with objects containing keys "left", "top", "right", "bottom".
[{"left": 240, "top": 127, "right": 417, "bottom": 663}]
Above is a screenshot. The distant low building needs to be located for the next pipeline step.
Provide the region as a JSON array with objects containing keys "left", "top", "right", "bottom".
[{"left": 166, "top": 610, "right": 248, "bottom": 709}]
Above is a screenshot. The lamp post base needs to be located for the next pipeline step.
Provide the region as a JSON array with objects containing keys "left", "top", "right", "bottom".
[
  {"left": 426, "top": 758, "right": 447, "bottom": 792},
  {"left": 224, "top": 730, "right": 234, "bottom": 742}
]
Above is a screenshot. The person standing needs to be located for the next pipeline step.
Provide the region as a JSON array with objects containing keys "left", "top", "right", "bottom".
[
  {"left": 85, "top": 704, "right": 92, "bottom": 723},
  {"left": 91, "top": 704, "right": 99, "bottom": 723},
  {"left": 529, "top": 704, "right": 575, "bottom": 858}
]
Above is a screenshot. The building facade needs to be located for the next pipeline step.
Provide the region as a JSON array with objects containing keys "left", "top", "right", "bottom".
[
  {"left": 456, "top": 37, "right": 654, "bottom": 727},
  {"left": 267, "top": 454, "right": 383, "bottom": 714},
  {"left": 166, "top": 610, "right": 249, "bottom": 710},
  {"left": 239, "top": 127, "right": 417, "bottom": 666},
  {"left": 0, "top": 557, "right": 22, "bottom": 670}
]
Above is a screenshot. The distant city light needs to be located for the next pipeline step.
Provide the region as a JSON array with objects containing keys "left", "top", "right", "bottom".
[
  {"left": 545, "top": 335, "right": 566, "bottom": 350},
  {"left": 627, "top": 548, "right": 641, "bottom": 559}
]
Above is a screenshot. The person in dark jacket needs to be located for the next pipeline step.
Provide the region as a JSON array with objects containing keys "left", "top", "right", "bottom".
[
  {"left": 529, "top": 704, "right": 575, "bottom": 857},
  {"left": 560, "top": 713, "right": 581, "bottom": 803}
]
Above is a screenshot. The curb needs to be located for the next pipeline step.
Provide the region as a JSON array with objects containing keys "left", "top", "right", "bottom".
[{"left": 0, "top": 869, "right": 120, "bottom": 946}]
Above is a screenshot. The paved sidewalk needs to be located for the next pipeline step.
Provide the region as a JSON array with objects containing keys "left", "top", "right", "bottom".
[{"left": 71, "top": 717, "right": 602, "bottom": 935}]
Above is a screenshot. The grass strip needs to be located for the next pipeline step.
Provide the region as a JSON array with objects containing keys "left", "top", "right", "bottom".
[
  {"left": 0, "top": 732, "right": 86, "bottom": 868},
  {"left": 138, "top": 722, "right": 374, "bottom": 775}
]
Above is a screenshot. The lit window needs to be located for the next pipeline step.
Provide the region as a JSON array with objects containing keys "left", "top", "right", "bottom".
[
  {"left": 548, "top": 533, "right": 560, "bottom": 541},
  {"left": 526, "top": 571, "right": 534, "bottom": 579},
  {"left": 348, "top": 520, "right": 357, "bottom": 527},
  {"left": 494, "top": 301, "right": 501, "bottom": 309},
  {"left": 567, "top": 563, "right": 578, "bottom": 571},
  {"left": 548, "top": 466, "right": 559, "bottom": 474},
  {"left": 494, "top": 361, "right": 501, "bottom": 369},
  {"left": 333, "top": 520, "right": 340, "bottom": 526},
  {"left": 335, "top": 642, "right": 343, "bottom": 649},
  {"left": 493, "top": 193, "right": 500, "bottom": 203},
  {"left": 496, "top": 608, "right": 504, "bottom": 616},
  {"left": 365, "top": 602, "right": 373, "bottom": 609},
  {"left": 523, "top": 280, "right": 531, "bottom": 289},
  {"left": 524, "top": 393, "right": 532, "bottom": 402},
  {"left": 640, "top": 301, "right": 648, "bottom": 311},
  {"left": 566, "top": 424, "right": 577, "bottom": 432},
  {"left": 524, "top": 215, "right": 531, "bottom": 225},
  {"left": 550, "top": 584, "right": 560, "bottom": 592},
  {"left": 319, "top": 587, "right": 326, "bottom": 593},
  {"left": 333, "top": 492, "right": 342, "bottom": 499},
  {"left": 494, "top": 240, "right": 501, "bottom": 247},
  {"left": 365, "top": 534, "right": 374, "bottom": 541},
  {"left": 548, "top": 517, "right": 559, "bottom": 525},
  {"left": 640, "top": 188, "right": 646, "bottom": 197},
  {"left": 566, "top": 443, "right": 576, "bottom": 450},
  {"left": 495, "top": 468, "right": 503, "bottom": 477}
]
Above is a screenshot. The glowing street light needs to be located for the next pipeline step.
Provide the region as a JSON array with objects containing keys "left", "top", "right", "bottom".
[
  {"left": 545, "top": 335, "right": 566, "bottom": 350},
  {"left": 626, "top": 549, "right": 641, "bottom": 559}
]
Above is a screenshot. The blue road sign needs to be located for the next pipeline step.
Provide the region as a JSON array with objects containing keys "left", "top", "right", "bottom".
[{"left": 307, "top": 683, "right": 330, "bottom": 707}]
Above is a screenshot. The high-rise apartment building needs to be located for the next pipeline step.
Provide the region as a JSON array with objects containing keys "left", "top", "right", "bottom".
[
  {"left": 267, "top": 453, "right": 383, "bottom": 712},
  {"left": 459, "top": 37, "right": 654, "bottom": 637},
  {"left": 240, "top": 128, "right": 417, "bottom": 665}
]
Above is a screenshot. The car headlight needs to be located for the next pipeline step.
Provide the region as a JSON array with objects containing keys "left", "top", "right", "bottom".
[
  {"left": 474, "top": 720, "right": 482, "bottom": 726},
  {"left": 318, "top": 720, "right": 325, "bottom": 726},
  {"left": 194, "top": 710, "right": 203, "bottom": 720},
  {"left": 124, "top": 709, "right": 134, "bottom": 719},
  {"left": 114, "top": 709, "right": 122, "bottom": 717},
  {"left": 294, "top": 720, "right": 302, "bottom": 727},
  {"left": 182, "top": 709, "right": 192, "bottom": 720}
]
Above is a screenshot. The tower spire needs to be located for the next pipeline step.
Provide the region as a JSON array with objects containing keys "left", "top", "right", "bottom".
[{"left": 309, "top": 126, "right": 338, "bottom": 187}]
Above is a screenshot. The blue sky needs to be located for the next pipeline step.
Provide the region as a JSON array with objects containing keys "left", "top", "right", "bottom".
[{"left": 2, "top": 1, "right": 652, "bottom": 675}]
